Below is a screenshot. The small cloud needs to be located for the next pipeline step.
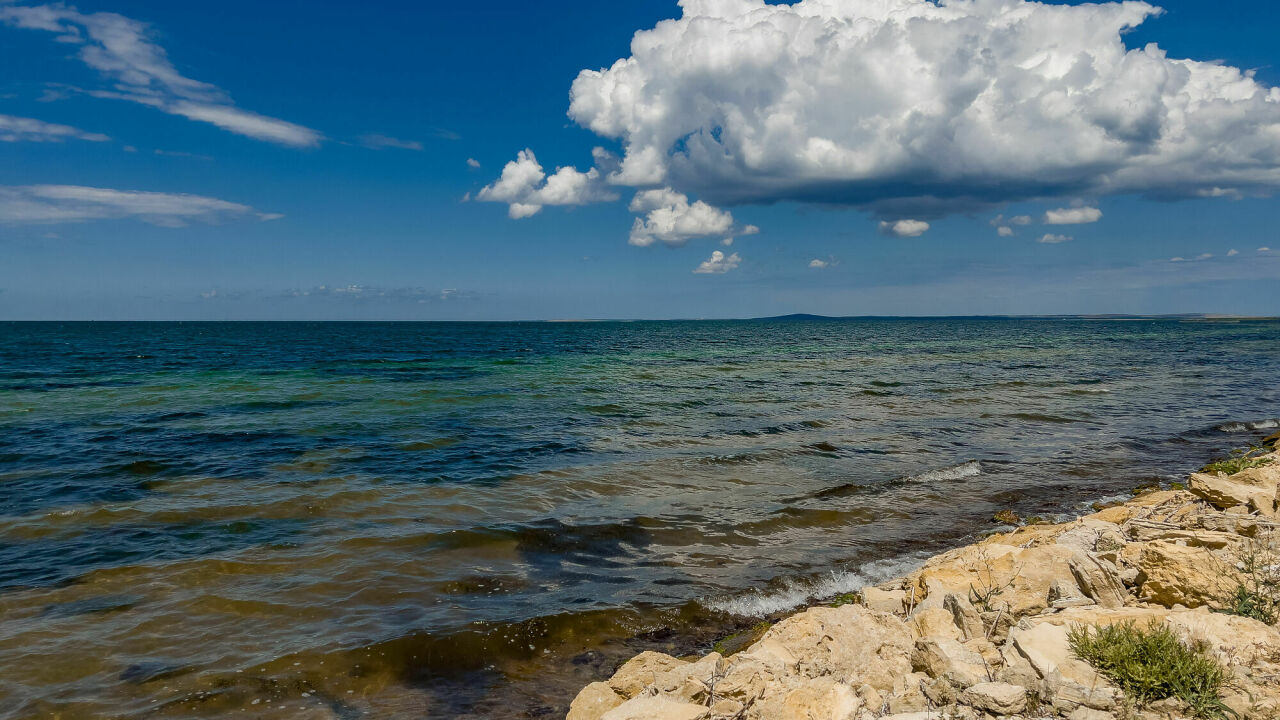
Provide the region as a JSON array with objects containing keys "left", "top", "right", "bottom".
[
  {"left": 628, "top": 187, "right": 734, "bottom": 247},
  {"left": 1259, "top": 247, "right": 1273, "bottom": 254},
  {"left": 0, "top": 114, "right": 109, "bottom": 143},
  {"left": 200, "top": 289, "right": 219, "bottom": 299},
  {"left": 467, "top": 158, "right": 481, "bottom": 168},
  {"left": 879, "top": 219, "right": 929, "bottom": 238},
  {"left": 808, "top": 258, "right": 828, "bottom": 269},
  {"left": 1170, "top": 257, "right": 1186, "bottom": 262},
  {"left": 1227, "top": 249, "right": 1239, "bottom": 256},
  {"left": 257, "top": 212, "right": 284, "bottom": 221},
  {"left": 359, "top": 133, "right": 423, "bottom": 151},
  {"left": 720, "top": 237, "right": 733, "bottom": 246},
  {"left": 991, "top": 214, "right": 1031, "bottom": 227},
  {"left": 1196, "top": 252, "right": 1213, "bottom": 260},
  {"left": 0, "top": 184, "right": 272, "bottom": 227},
  {"left": 478, "top": 148, "right": 619, "bottom": 219},
  {"left": 1044, "top": 206, "right": 1102, "bottom": 225},
  {"left": 1037, "top": 233, "right": 1072, "bottom": 244},
  {"left": 693, "top": 250, "right": 741, "bottom": 274},
  {"left": 997, "top": 226, "right": 1014, "bottom": 237},
  {"left": 1198, "top": 187, "right": 1241, "bottom": 199},
  {"left": 741, "top": 224, "right": 760, "bottom": 236},
  {"left": 123, "top": 145, "right": 137, "bottom": 153}
]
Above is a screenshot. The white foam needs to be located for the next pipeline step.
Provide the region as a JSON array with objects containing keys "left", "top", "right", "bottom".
[
  {"left": 905, "top": 460, "right": 981, "bottom": 484},
  {"left": 1217, "top": 419, "right": 1280, "bottom": 432},
  {"left": 702, "top": 553, "right": 930, "bottom": 618}
]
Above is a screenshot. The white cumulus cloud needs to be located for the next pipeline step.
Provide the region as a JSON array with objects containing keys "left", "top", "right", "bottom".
[
  {"left": 997, "top": 226, "right": 1015, "bottom": 237},
  {"left": 0, "top": 114, "right": 108, "bottom": 142},
  {"left": 1227, "top": 249, "right": 1239, "bottom": 256},
  {"left": 1045, "top": 206, "right": 1103, "bottom": 224},
  {"left": 467, "top": 158, "right": 481, "bottom": 168},
  {"left": 879, "top": 219, "right": 930, "bottom": 238},
  {"left": 693, "top": 250, "right": 741, "bottom": 274},
  {"left": 0, "top": 184, "right": 277, "bottom": 226},
  {"left": 0, "top": 3, "right": 321, "bottom": 147},
  {"left": 808, "top": 258, "right": 827, "bottom": 269},
  {"left": 477, "top": 148, "right": 620, "bottom": 218},
  {"left": 1038, "top": 233, "right": 1072, "bottom": 244},
  {"left": 628, "top": 187, "right": 736, "bottom": 247},
  {"left": 566, "top": 0, "right": 1280, "bottom": 218}
]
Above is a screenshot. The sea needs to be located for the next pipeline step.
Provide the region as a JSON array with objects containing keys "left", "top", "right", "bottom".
[{"left": 1, "top": 318, "right": 1278, "bottom": 718}]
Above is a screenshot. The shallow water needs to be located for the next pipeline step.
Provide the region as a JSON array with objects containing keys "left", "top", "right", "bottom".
[{"left": 1, "top": 318, "right": 1278, "bottom": 718}]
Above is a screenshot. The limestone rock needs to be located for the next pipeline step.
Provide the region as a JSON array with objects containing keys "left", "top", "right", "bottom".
[
  {"left": 1123, "top": 540, "right": 1237, "bottom": 608},
  {"left": 1068, "top": 552, "right": 1128, "bottom": 608},
  {"left": 607, "top": 651, "right": 687, "bottom": 698},
  {"left": 886, "top": 673, "right": 931, "bottom": 714},
  {"left": 911, "top": 606, "right": 963, "bottom": 641},
  {"left": 599, "top": 695, "right": 710, "bottom": 720},
  {"left": 943, "top": 593, "right": 987, "bottom": 641},
  {"left": 908, "top": 543, "right": 1087, "bottom": 620},
  {"left": 912, "top": 636, "right": 990, "bottom": 689},
  {"left": 863, "top": 586, "right": 907, "bottom": 614},
  {"left": 1068, "top": 708, "right": 1117, "bottom": 720},
  {"left": 747, "top": 605, "right": 913, "bottom": 692},
  {"left": 567, "top": 682, "right": 626, "bottom": 720},
  {"left": 754, "top": 677, "right": 863, "bottom": 720},
  {"left": 1188, "top": 471, "right": 1278, "bottom": 517},
  {"left": 960, "top": 681, "right": 1028, "bottom": 715},
  {"left": 1008, "top": 620, "right": 1118, "bottom": 711},
  {"left": 652, "top": 652, "right": 724, "bottom": 703}
]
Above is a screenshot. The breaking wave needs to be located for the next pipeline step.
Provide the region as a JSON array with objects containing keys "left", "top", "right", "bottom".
[
  {"left": 701, "top": 553, "right": 931, "bottom": 617},
  {"left": 902, "top": 460, "right": 982, "bottom": 484},
  {"left": 1216, "top": 418, "right": 1280, "bottom": 432}
]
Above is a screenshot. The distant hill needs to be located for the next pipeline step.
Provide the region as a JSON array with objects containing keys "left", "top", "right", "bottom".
[{"left": 753, "top": 313, "right": 840, "bottom": 321}]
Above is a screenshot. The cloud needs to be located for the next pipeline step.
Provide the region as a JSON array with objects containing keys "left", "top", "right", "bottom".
[
  {"left": 0, "top": 184, "right": 275, "bottom": 226},
  {"left": 1196, "top": 252, "right": 1213, "bottom": 260},
  {"left": 284, "top": 285, "right": 469, "bottom": 303},
  {"left": 741, "top": 224, "right": 760, "bottom": 236},
  {"left": 808, "top": 258, "right": 827, "bottom": 269},
  {"left": 0, "top": 3, "right": 321, "bottom": 147},
  {"left": 1045, "top": 207, "right": 1103, "bottom": 225},
  {"left": 358, "top": 133, "right": 423, "bottom": 151},
  {"left": 693, "top": 250, "right": 740, "bottom": 274},
  {"left": 0, "top": 113, "right": 108, "bottom": 142},
  {"left": 1038, "top": 233, "right": 1072, "bottom": 244},
  {"left": 879, "top": 219, "right": 930, "bottom": 238},
  {"left": 1258, "top": 247, "right": 1272, "bottom": 254},
  {"left": 477, "top": 148, "right": 619, "bottom": 218},
  {"left": 1227, "top": 249, "right": 1239, "bottom": 256},
  {"left": 1169, "top": 256, "right": 1185, "bottom": 262},
  {"left": 467, "top": 158, "right": 481, "bottom": 168},
  {"left": 565, "top": 0, "right": 1280, "bottom": 218},
  {"left": 628, "top": 187, "right": 736, "bottom": 247},
  {"left": 997, "top": 226, "right": 1015, "bottom": 237}
]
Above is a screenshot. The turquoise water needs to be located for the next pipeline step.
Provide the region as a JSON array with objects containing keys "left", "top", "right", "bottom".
[{"left": 0, "top": 318, "right": 1278, "bottom": 718}]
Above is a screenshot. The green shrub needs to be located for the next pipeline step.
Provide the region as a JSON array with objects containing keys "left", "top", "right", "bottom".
[
  {"left": 1067, "top": 621, "right": 1229, "bottom": 718},
  {"left": 1201, "top": 445, "right": 1274, "bottom": 475},
  {"left": 1216, "top": 531, "right": 1280, "bottom": 625}
]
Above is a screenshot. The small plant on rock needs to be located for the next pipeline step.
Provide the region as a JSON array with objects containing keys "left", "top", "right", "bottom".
[
  {"left": 1218, "top": 530, "right": 1280, "bottom": 625},
  {"left": 1201, "top": 445, "right": 1274, "bottom": 475},
  {"left": 1068, "top": 621, "right": 1230, "bottom": 719}
]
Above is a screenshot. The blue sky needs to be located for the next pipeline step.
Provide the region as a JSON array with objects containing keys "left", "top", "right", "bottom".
[{"left": 2, "top": 0, "right": 1279, "bottom": 320}]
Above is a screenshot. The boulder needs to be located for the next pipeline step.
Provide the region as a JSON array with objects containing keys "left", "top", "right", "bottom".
[
  {"left": 960, "top": 681, "right": 1028, "bottom": 714},
  {"left": 607, "top": 651, "right": 687, "bottom": 698},
  {"left": 943, "top": 593, "right": 987, "bottom": 641},
  {"left": 747, "top": 605, "right": 913, "bottom": 692},
  {"left": 567, "top": 682, "right": 625, "bottom": 720},
  {"left": 912, "top": 636, "right": 989, "bottom": 689},
  {"left": 1007, "top": 620, "right": 1118, "bottom": 711},
  {"left": 715, "top": 654, "right": 777, "bottom": 704},
  {"left": 911, "top": 606, "right": 963, "bottom": 641},
  {"left": 863, "top": 586, "right": 907, "bottom": 614},
  {"left": 1123, "top": 540, "right": 1238, "bottom": 608},
  {"left": 907, "top": 543, "right": 1089, "bottom": 620},
  {"left": 652, "top": 652, "right": 724, "bottom": 703},
  {"left": 754, "top": 677, "right": 863, "bottom": 720},
  {"left": 1068, "top": 552, "right": 1128, "bottom": 608},
  {"left": 599, "top": 695, "right": 710, "bottom": 720},
  {"left": 1188, "top": 470, "right": 1278, "bottom": 517}
]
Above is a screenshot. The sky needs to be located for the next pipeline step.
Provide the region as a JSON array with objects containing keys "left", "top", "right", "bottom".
[{"left": 2, "top": 0, "right": 1279, "bottom": 320}]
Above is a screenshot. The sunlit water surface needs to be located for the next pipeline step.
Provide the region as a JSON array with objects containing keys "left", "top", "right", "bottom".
[{"left": 1, "top": 319, "right": 1278, "bottom": 718}]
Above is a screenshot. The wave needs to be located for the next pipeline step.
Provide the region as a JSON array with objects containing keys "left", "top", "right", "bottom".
[
  {"left": 701, "top": 553, "right": 930, "bottom": 617},
  {"left": 902, "top": 460, "right": 981, "bottom": 484},
  {"left": 1216, "top": 418, "right": 1280, "bottom": 432}
]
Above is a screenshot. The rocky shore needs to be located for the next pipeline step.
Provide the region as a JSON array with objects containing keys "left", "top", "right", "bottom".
[{"left": 567, "top": 434, "right": 1280, "bottom": 720}]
